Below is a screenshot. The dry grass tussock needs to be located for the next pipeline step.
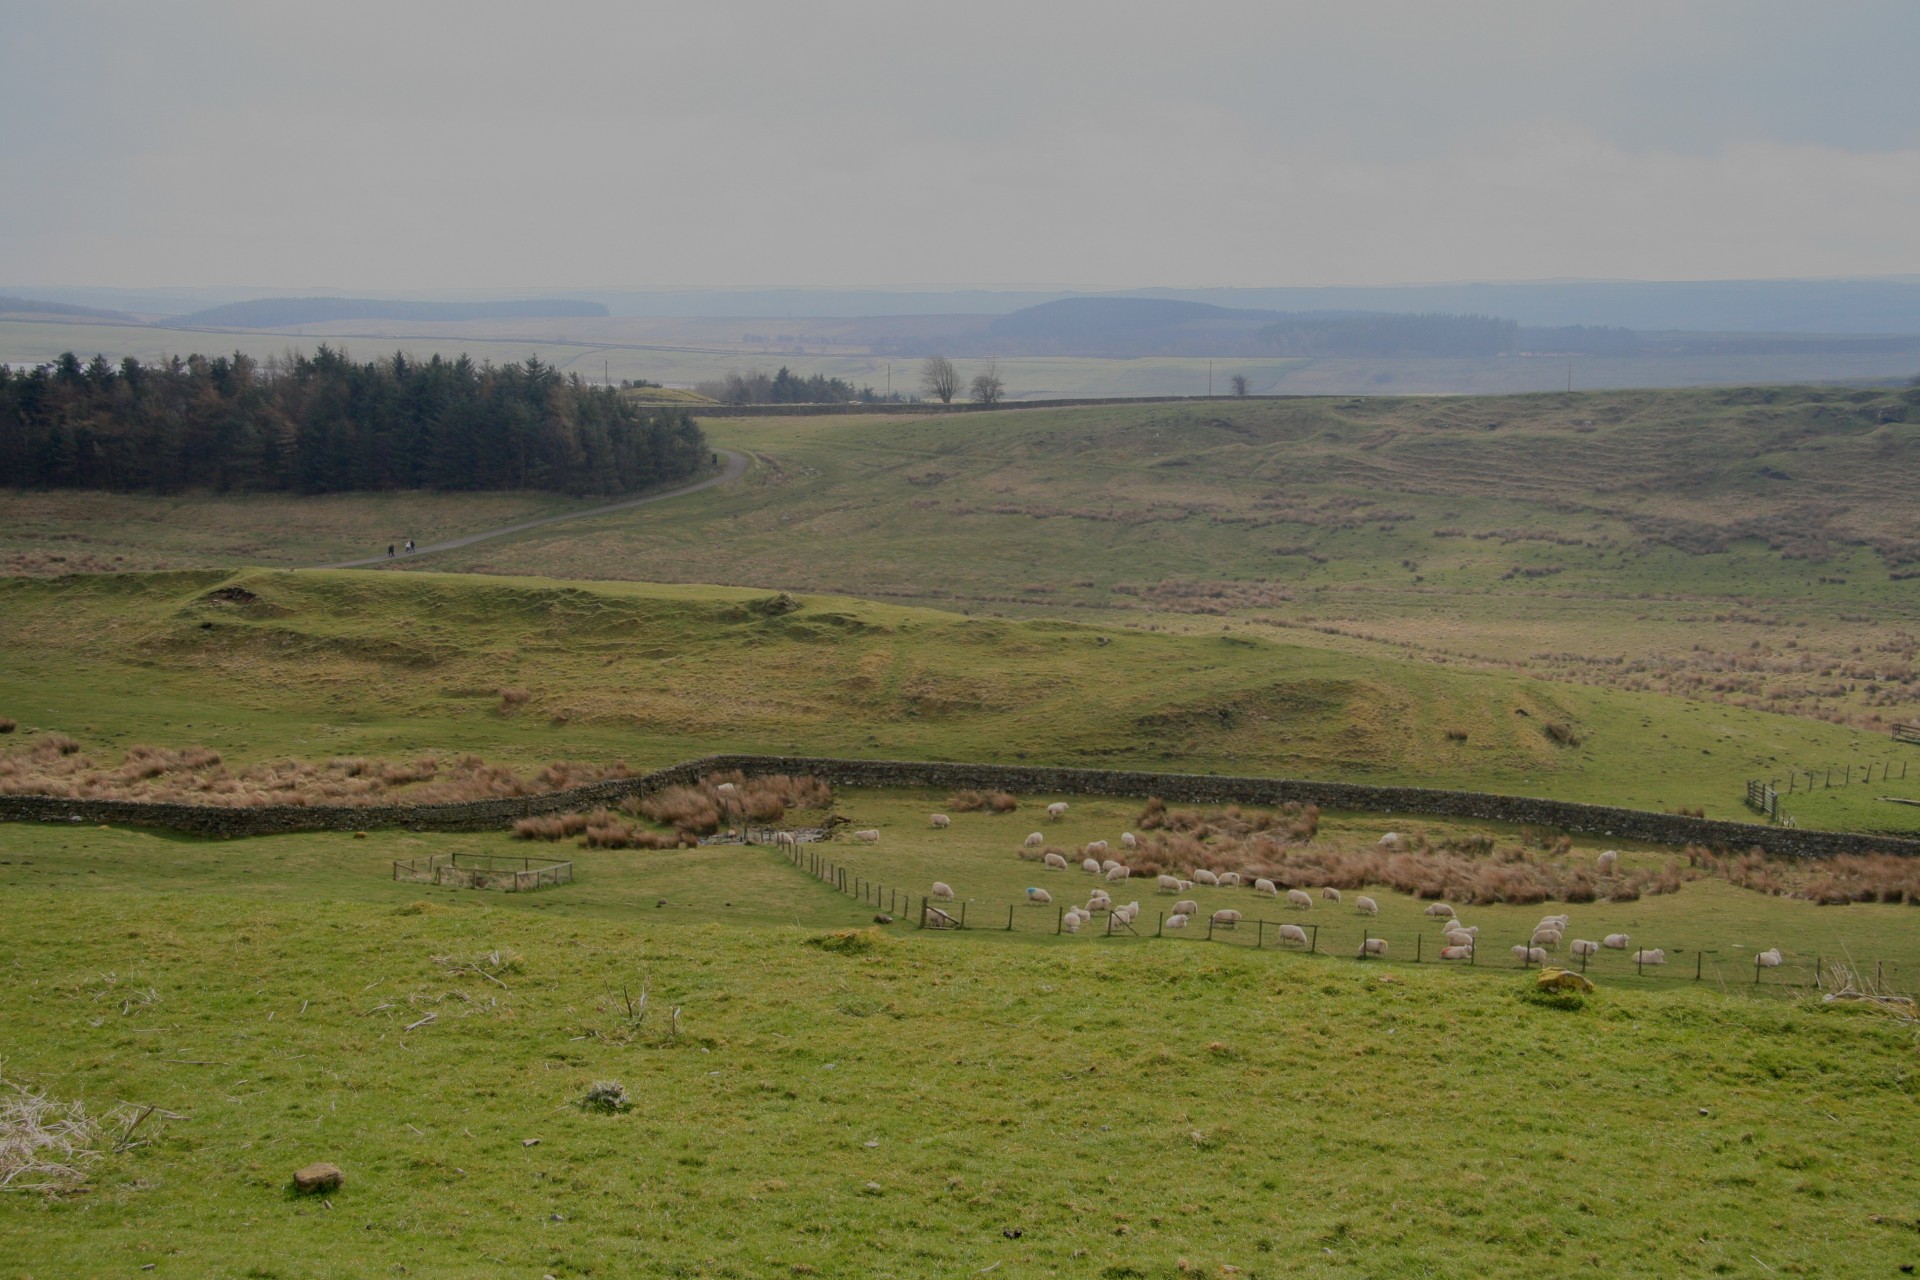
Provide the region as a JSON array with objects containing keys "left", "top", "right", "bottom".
[
  {"left": 0, "top": 734, "right": 636, "bottom": 807},
  {"left": 946, "top": 789, "right": 1019, "bottom": 813},
  {"left": 1, "top": 1072, "right": 150, "bottom": 1193},
  {"left": 634, "top": 771, "right": 832, "bottom": 835},
  {"left": 1688, "top": 844, "right": 1920, "bottom": 906},
  {"left": 512, "top": 808, "right": 690, "bottom": 850}
]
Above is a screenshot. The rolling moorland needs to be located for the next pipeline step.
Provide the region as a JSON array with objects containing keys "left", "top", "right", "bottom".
[{"left": 4, "top": 383, "right": 1920, "bottom": 1276}]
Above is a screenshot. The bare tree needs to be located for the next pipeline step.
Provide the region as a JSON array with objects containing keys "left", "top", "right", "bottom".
[
  {"left": 920, "top": 355, "right": 958, "bottom": 404},
  {"left": 969, "top": 361, "right": 1004, "bottom": 405},
  {"left": 1230, "top": 374, "right": 1249, "bottom": 397}
]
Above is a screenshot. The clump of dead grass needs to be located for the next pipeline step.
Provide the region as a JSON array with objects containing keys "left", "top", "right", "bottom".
[
  {"left": 947, "top": 789, "right": 1018, "bottom": 813},
  {"left": 635, "top": 772, "right": 832, "bottom": 835},
  {"left": 1, "top": 1071, "right": 150, "bottom": 1193}
]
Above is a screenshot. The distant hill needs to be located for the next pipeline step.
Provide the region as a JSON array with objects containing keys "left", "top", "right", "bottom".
[
  {"left": 0, "top": 295, "right": 136, "bottom": 323},
  {"left": 171, "top": 297, "right": 610, "bottom": 329}
]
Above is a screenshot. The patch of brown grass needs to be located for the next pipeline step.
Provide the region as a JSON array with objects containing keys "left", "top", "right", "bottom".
[
  {"left": 947, "top": 789, "right": 1018, "bottom": 813},
  {"left": 634, "top": 772, "right": 833, "bottom": 835}
]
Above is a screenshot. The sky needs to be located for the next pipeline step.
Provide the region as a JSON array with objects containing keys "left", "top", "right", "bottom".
[{"left": 4, "top": 0, "right": 1920, "bottom": 293}]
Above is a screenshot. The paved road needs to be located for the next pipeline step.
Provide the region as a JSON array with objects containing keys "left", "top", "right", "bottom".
[{"left": 312, "top": 448, "right": 748, "bottom": 570}]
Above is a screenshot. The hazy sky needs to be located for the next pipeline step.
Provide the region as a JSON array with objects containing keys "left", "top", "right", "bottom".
[{"left": 4, "top": 0, "right": 1919, "bottom": 292}]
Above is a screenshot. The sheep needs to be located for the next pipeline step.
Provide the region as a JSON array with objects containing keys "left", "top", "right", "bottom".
[
  {"left": 715, "top": 782, "right": 737, "bottom": 795},
  {"left": 1449, "top": 924, "right": 1480, "bottom": 937},
  {"left": 930, "top": 813, "right": 951, "bottom": 829},
  {"left": 1172, "top": 899, "right": 1200, "bottom": 917},
  {"left": 1156, "top": 874, "right": 1183, "bottom": 893},
  {"left": 1756, "top": 947, "right": 1783, "bottom": 968},
  {"left": 1120, "top": 832, "right": 1138, "bottom": 850},
  {"left": 1101, "top": 858, "right": 1121, "bottom": 873},
  {"left": 1087, "top": 840, "right": 1111, "bottom": 856},
  {"left": 1043, "top": 852, "right": 1070, "bottom": 870},
  {"left": 1105, "top": 865, "right": 1131, "bottom": 883},
  {"left": 772, "top": 830, "right": 798, "bottom": 853},
  {"left": 1602, "top": 933, "right": 1631, "bottom": 950},
  {"left": 931, "top": 882, "right": 955, "bottom": 901},
  {"left": 1086, "top": 891, "right": 1112, "bottom": 912},
  {"left": 1082, "top": 857, "right": 1102, "bottom": 874},
  {"left": 854, "top": 829, "right": 880, "bottom": 843},
  {"left": 1511, "top": 945, "right": 1549, "bottom": 964},
  {"left": 1321, "top": 887, "right": 1342, "bottom": 903},
  {"left": 1596, "top": 849, "right": 1619, "bottom": 875},
  {"left": 1444, "top": 930, "right": 1476, "bottom": 949},
  {"left": 1165, "top": 913, "right": 1190, "bottom": 929},
  {"left": 1177, "top": 879, "right": 1194, "bottom": 891},
  {"left": 1026, "top": 886, "right": 1052, "bottom": 905},
  {"left": 1024, "top": 832, "right": 1045, "bottom": 848},
  {"left": 1217, "top": 872, "right": 1242, "bottom": 887},
  {"left": 1287, "top": 889, "right": 1314, "bottom": 910},
  {"left": 1424, "top": 902, "right": 1456, "bottom": 920},
  {"left": 1193, "top": 869, "right": 1221, "bottom": 887},
  {"left": 1278, "top": 923, "right": 1309, "bottom": 947},
  {"left": 1359, "top": 938, "right": 1389, "bottom": 958},
  {"left": 1538, "top": 914, "right": 1570, "bottom": 929},
  {"left": 1047, "top": 802, "right": 1069, "bottom": 821},
  {"left": 1630, "top": 949, "right": 1666, "bottom": 966},
  {"left": 1253, "top": 878, "right": 1279, "bottom": 896},
  {"left": 1379, "top": 832, "right": 1404, "bottom": 849},
  {"left": 1530, "top": 928, "right": 1563, "bottom": 949},
  {"left": 1062, "top": 912, "right": 1083, "bottom": 934},
  {"left": 1439, "top": 944, "right": 1474, "bottom": 961},
  {"left": 1354, "top": 896, "right": 1380, "bottom": 915},
  {"left": 1568, "top": 939, "right": 1600, "bottom": 957},
  {"left": 1211, "top": 909, "right": 1242, "bottom": 929}
]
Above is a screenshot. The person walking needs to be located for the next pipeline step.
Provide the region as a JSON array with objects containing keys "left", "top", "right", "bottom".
[
  {"left": 387, "top": 543, "right": 395, "bottom": 558},
  {"left": 405, "top": 539, "right": 415, "bottom": 554}
]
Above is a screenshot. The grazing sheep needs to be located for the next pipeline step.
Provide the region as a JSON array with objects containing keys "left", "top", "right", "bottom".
[
  {"left": 854, "top": 829, "right": 880, "bottom": 843},
  {"left": 1253, "top": 878, "right": 1279, "bottom": 896},
  {"left": 1531, "top": 928, "right": 1563, "bottom": 949},
  {"left": 1026, "top": 887, "right": 1053, "bottom": 905},
  {"left": 1756, "top": 947, "right": 1783, "bottom": 968},
  {"left": 1379, "top": 832, "right": 1404, "bottom": 849},
  {"left": 715, "top": 782, "right": 737, "bottom": 795},
  {"left": 1602, "top": 933, "right": 1631, "bottom": 950},
  {"left": 1630, "top": 949, "right": 1666, "bottom": 966},
  {"left": 1322, "top": 887, "right": 1342, "bottom": 903},
  {"left": 1359, "top": 938, "right": 1389, "bottom": 958},
  {"left": 1087, "top": 840, "right": 1111, "bottom": 856},
  {"left": 1087, "top": 891, "right": 1112, "bottom": 912},
  {"left": 1444, "top": 930, "right": 1475, "bottom": 949},
  {"left": 1062, "top": 912, "right": 1083, "bottom": 934},
  {"left": 1043, "top": 852, "right": 1070, "bottom": 870},
  {"left": 1193, "top": 869, "right": 1221, "bottom": 886},
  {"left": 1355, "top": 896, "right": 1379, "bottom": 915},
  {"left": 931, "top": 882, "right": 955, "bottom": 901},
  {"left": 1101, "top": 858, "right": 1121, "bottom": 873},
  {"left": 1177, "top": 879, "right": 1194, "bottom": 891},
  {"left": 1105, "top": 865, "right": 1131, "bottom": 883},
  {"left": 1172, "top": 898, "right": 1200, "bottom": 917},
  {"left": 773, "top": 830, "right": 798, "bottom": 853},
  {"left": 1439, "top": 944, "right": 1474, "bottom": 961},
  {"left": 1211, "top": 909, "right": 1242, "bottom": 929},
  {"left": 1538, "top": 914, "right": 1570, "bottom": 929},
  {"left": 1024, "top": 832, "right": 1045, "bottom": 848},
  {"left": 1569, "top": 939, "right": 1600, "bottom": 957},
  {"left": 1217, "top": 872, "right": 1242, "bottom": 887},
  {"left": 1424, "top": 902, "right": 1456, "bottom": 920},
  {"left": 1082, "top": 858, "right": 1102, "bottom": 874},
  {"left": 1596, "top": 849, "right": 1619, "bottom": 875},
  {"left": 1448, "top": 923, "right": 1479, "bottom": 937},
  {"left": 1278, "top": 923, "right": 1309, "bottom": 947},
  {"left": 1511, "top": 945, "right": 1549, "bottom": 964},
  {"left": 930, "top": 813, "right": 951, "bottom": 829},
  {"left": 1121, "top": 832, "right": 1138, "bottom": 849},
  {"left": 1287, "top": 889, "right": 1314, "bottom": 909},
  {"left": 1166, "top": 913, "right": 1190, "bottom": 929},
  {"left": 1047, "top": 802, "right": 1069, "bottom": 821},
  {"left": 1157, "top": 874, "right": 1183, "bottom": 893}
]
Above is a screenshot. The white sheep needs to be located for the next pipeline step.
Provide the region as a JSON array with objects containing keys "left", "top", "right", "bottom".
[
  {"left": 1439, "top": 944, "right": 1474, "bottom": 961},
  {"left": 854, "top": 829, "right": 880, "bottom": 843},
  {"left": 1082, "top": 857, "right": 1102, "bottom": 874},
  {"left": 1511, "top": 945, "right": 1549, "bottom": 964},
  {"left": 1156, "top": 874, "right": 1183, "bottom": 893},
  {"left": 931, "top": 882, "right": 955, "bottom": 901},
  {"left": 1531, "top": 928, "right": 1563, "bottom": 949},
  {"left": 1172, "top": 899, "right": 1200, "bottom": 917},
  {"left": 1166, "top": 913, "right": 1190, "bottom": 929},
  {"left": 1278, "top": 923, "right": 1309, "bottom": 946},
  {"left": 1424, "top": 902, "right": 1456, "bottom": 920},
  {"left": 1177, "top": 879, "right": 1194, "bottom": 891},
  {"left": 1062, "top": 912, "right": 1083, "bottom": 934},
  {"left": 1355, "top": 896, "right": 1379, "bottom": 915},
  {"left": 1448, "top": 923, "right": 1480, "bottom": 937},
  {"left": 1596, "top": 849, "right": 1619, "bottom": 875},
  {"left": 1287, "top": 888, "right": 1313, "bottom": 909},
  {"left": 1100, "top": 858, "right": 1121, "bottom": 873},
  {"left": 1217, "top": 872, "right": 1242, "bottom": 887},
  {"left": 773, "top": 830, "right": 798, "bottom": 853},
  {"left": 1047, "top": 802, "right": 1069, "bottom": 821},
  {"left": 1105, "top": 865, "right": 1131, "bottom": 883},
  {"left": 1756, "top": 947, "right": 1783, "bottom": 968},
  {"left": 1043, "top": 852, "right": 1070, "bottom": 870},
  {"left": 1379, "top": 832, "right": 1404, "bottom": 849},
  {"left": 1630, "top": 949, "right": 1666, "bottom": 966},
  {"left": 1602, "top": 933, "right": 1631, "bottom": 950},
  {"left": 1321, "top": 887, "right": 1342, "bottom": 903},
  {"left": 1024, "top": 832, "right": 1045, "bottom": 847},
  {"left": 1086, "top": 891, "right": 1112, "bottom": 912},
  {"left": 1112, "top": 904, "right": 1139, "bottom": 926},
  {"left": 1444, "top": 930, "right": 1475, "bottom": 949},
  {"left": 1121, "top": 832, "right": 1138, "bottom": 849},
  {"left": 930, "top": 813, "right": 950, "bottom": 829},
  {"left": 1253, "top": 878, "right": 1279, "bottom": 896},
  {"left": 1568, "top": 939, "right": 1599, "bottom": 957},
  {"left": 1087, "top": 840, "right": 1111, "bottom": 856},
  {"left": 1211, "top": 908, "right": 1242, "bottom": 929},
  {"left": 1538, "top": 914, "right": 1570, "bottom": 929},
  {"left": 1026, "top": 886, "right": 1052, "bottom": 904},
  {"left": 1193, "top": 869, "right": 1221, "bottom": 886},
  {"left": 715, "top": 782, "right": 737, "bottom": 795},
  {"left": 1359, "top": 938, "right": 1389, "bottom": 958}
]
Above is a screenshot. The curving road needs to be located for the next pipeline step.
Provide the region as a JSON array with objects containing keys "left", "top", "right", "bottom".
[{"left": 312, "top": 448, "right": 748, "bottom": 570}]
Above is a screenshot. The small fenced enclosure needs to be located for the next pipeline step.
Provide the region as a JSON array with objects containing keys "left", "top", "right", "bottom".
[
  {"left": 1745, "top": 779, "right": 1786, "bottom": 824},
  {"left": 393, "top": 851, "right": 573, "bottom": 892},
  {"left": 1894, "top": 723, "right": 1920, "bottom": 747}
]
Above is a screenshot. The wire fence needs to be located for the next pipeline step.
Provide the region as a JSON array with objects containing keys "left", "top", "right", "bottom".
[
  {"left": 393, "top": 851, "right": 572, "bottom": 892},
  {"left": 778, "top": 842, "right": 1904, "bottom": 997}
]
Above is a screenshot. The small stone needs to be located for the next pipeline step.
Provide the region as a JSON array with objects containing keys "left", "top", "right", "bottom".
[
  {"left": 1698, "top": 1108, "right": 1710, "bottom": 1116},
  {"left": 522, "top": 1138, "right": 540, "bottom": 1147},
  {"left": 873, "top": 914, "right": 893, "bottom": 925},
  {"left": 293, "top": 1162, "right": 343, "bottom": 1194},
  {"left": 550, "top": 1212, "right": 565, "bottom": 1222}
]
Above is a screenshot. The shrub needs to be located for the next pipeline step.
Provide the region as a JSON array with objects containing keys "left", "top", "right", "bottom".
[
  {"left": 0, "top": 719, "right": 15, "bottom": 734},
  {"left": 498, "top": 686, "right": 531, "bottom": 713},
  {"left": 580, "top": 1081, "right": 631, "bottom": 1114},
  {"left": 806, "top": 927, "right": 888, "bottom": 955}
]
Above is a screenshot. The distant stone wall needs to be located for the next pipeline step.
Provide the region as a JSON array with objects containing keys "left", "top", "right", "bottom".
[{"left": 4, "top": 752, "right": 1917, "bottom": 859}]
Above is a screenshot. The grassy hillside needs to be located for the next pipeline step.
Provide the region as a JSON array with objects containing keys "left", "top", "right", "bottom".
[
  {"left": 1, "top": 569, "right": 1914, "bottom": 831},
  {"left": 3, "top": 817, "right": 1917, "bottom": 1278}
]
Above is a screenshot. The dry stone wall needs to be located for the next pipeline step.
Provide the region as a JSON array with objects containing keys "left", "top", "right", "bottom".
[{"left": 2, "top": 753, "right": 1916, "bottom": 859}]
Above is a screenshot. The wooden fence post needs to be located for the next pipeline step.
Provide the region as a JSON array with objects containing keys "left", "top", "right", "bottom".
[{"left": 1309, "top": 924, "right": 1318, "bottom": 954}]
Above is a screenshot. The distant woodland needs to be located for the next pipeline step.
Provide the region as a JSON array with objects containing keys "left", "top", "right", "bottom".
[{"left": 0, "top": 349, "right": 708, "bottom": 495}]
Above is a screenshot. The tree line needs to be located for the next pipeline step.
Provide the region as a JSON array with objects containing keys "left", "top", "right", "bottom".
[
  {"left": 693, "top": 366, "right": 901, "bottom": 405},
  {"left": 0, "top": 348, "right": 709, "bottom": 495}
]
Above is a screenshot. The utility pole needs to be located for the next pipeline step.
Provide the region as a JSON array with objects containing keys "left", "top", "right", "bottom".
[
  {"left": 1566, "top": 360, "right": 1572, "bottom": 394},
  {"left": 1209, "top": 360, "right": 1214, "bottom": 398},
  {"left": 886, "top": 363, "right": 891, "bottom": 399}
]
